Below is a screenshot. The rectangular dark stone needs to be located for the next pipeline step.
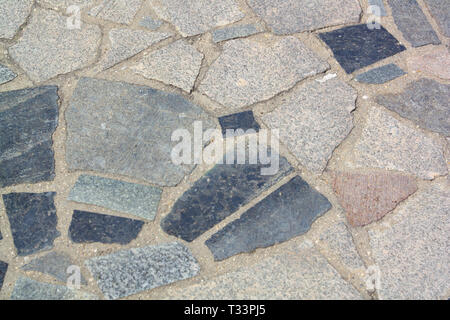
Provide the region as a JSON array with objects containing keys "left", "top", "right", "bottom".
[
  {"left": 0, "top": 260, "right": 7, "bottom": 291},
  {"left": 218, "top": 110, "right": 261, "bottom": 136}
]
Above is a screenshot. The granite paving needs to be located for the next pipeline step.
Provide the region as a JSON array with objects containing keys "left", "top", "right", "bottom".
[
  {"left": 0, "top": 261, "right": 7, "bottom": 291},
  {"left": 139, "top": 16, "right": 163, "bottom": 31},
  {"left": 89, "top": 0, "right": 142, "bottom": 25},
  {"left": 354, "top": 64, "right": 406, "bottom": 84},
  {"left": 218, "top": 111, "right": 260, "bottom": 137},
  {"left": 212, "top": 24, "right": 262, "bottom": 43},
  {"left": 369, "top": 0, "right": 387, "bottom": 16},
  {"left": 423, "top": 0, "right": 450, "bottom": 37},
  {"left": 0, "top": 64, "right": 16, "bottom": 85},
  {"left": 407, "top": 47, "right": 450, "bottom": 80},
  {"left": 0, "top": 0, "right": 33, "bottom": 39}
]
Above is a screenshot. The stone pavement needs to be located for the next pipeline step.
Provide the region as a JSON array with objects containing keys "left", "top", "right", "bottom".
[{"left": 0, "top": 0, "right": 449, "bottom": 300}]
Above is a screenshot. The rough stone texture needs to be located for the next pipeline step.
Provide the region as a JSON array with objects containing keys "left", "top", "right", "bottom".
[
  {"left": 11, "top": 277, "right": 97, "bottom": 300},
  {"left": 262, "top": 79, "right": 356, "bottom": 173},
  {"left": 376, "top": 79, "right": 450, "bottom": 136},
  {"left": 89, "top": 0, "right": 142, "bottom": 25},
  {"left": 37, "top": 0, "right": 95, "bottom": 10},
  {"left": 248, "top": 0, "right": 361, "bottom": 35},
  {"left": 319, "top": 24, "right": 406, "bottom": 74},
  {"left": 332, "top": 171, "right": 418, "bottom": 227},
  {"left": 99, "top": 29, "right": 172, "bottom": 70},
  {"left": 212, "top": 24, "right": 262, "bottom": 42},
  {"left": 9, "top": 9, "right": 101, "bottom": 83},
  {"left": 22, "top": 251, "right": 87, "bottom": 285},
  {"left": 68, "top": 175, "right": 162, "bottom": 221},
  {"left": 199, "top": 37, "right": 329, "bottom": 109},
  {"left": 369, "top": 0, "right": 387, "bottom": 16},
  {"left": 132, "top": 40, "right": 203, "bottom": 93},
  {"left": 161, "top": 155, "right": 293, "bottom": 242},
  {"left": 424, "top": 0, "right": 450, "bottom": 37},
  {"left": 388, "top": 0, "right": 441, "bottom": 47},
  {"left": 352, "top": 107, "right": 447, "bottom": 180},
  {"left": 407, "top": 48, "right": 450, "bottom": 80},
  {"left": 368, "top": 182, "right": 450, "bottom": 299},
  {"left": 218, "top": 111, "right": 260, "bottom": 136},
  {"left": 3, "top": 192, "right": 60, "bottom": 256},
  {"left": 0, "top": 261, "right": 7, "bottom": 291},
  {"left": 164, "top": 242, "right": 361, "bottom": 299},
  {"left": 84, "top": 242, "right": 200, "bottom": 300},
  {"left": 65, "top": 77, "right": 215, "bottom": 187},
  {"left": 149, "top": 0, "right": 244, "bottom": 37},
  {"left": 355, "top": 64, "right": 406, "bottom": 84},
  {"left": 0, "top": 86, "right": 59, "bottom": 188},
  {"left": 0, "top": 0, "right": 33, "bottom": 39},
  {"left": 139, "top": 16, "right": 163, "bottom": 30},
  {"left": 206, "top": 176, "right": 332, "bottom": 261},
  {"left": 0, "top": 64, "right": 17, "bottom": 85},
  {"left": 69, "top": 210, "right": 144, "bottom": 245}
]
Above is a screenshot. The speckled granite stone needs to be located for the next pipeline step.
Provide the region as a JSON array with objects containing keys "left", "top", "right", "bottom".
[
  {"left": 0, "top": 64, "right": 17, "bottom": 85},
  {"left": 0, "top": 261, "right": 7, "bottom": 291},
  {"left": 424, "top": 0, "right": 450, "bottom": 37},
  {"left": 212, "top": 24, "right": 262, "bottom": 42},
  {"left": 218, "top": 111, "right": 260, "bottom": 136},
  {"left": 355, "top": 64, "right": 406, "bottom": 84},
  {"left": 407, "top": 47, "right": 450, "bottom": 80},
  {"left": 139, "top": 16, "right": 163, "bottom": 30},
  {"left": 0, "top": 0, "right": 33, "bottom": 39},
  {"left": 89, "top": 0, "right": 142, "bottom": 25}
]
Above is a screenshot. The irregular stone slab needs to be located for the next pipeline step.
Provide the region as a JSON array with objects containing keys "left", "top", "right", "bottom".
[
  {"left": 352, "top": 107, "right": 447, "bottom": 180},
  {"left": 149, "top": 0, "right": 244, "bottom": 36},
  {"left": 85, "top": 242, "right": 200, "bottom": 300},
  {"left": 368, "top": 182, "right": 450, "bottom": 299},
  {"left": 3, "top": 192, "right": 60, "bottom": 256},
  {"left": 68, "top": 175, "right": 162, "bottom": 221},
  {"left": 0, "top": 261, "right": 7, "bottom": 291},
  {"left": 218, "top": 110, "right": 260, "bottom": 136},
  {"left": 0, "top": 0, "right": 33, "bottom": 39},
  {"left": 262, "top": 79, "right": 356, "bottom": 173},
  {"left": 376, "top": 78, "right": 450, "bottom": 136},
  {"left": 212, "top": 24, "right": 262, "bottom": 43},
  {"left": 0, "top": 86, "right": 59, "bottom": 188},
  {"left": 199, "top": 37, "right": 329, "bottom": 109},
  {"left": 388, "top": 0, "right": 440, "bottom": 47},
  {"left": 407, "top": 47, "right": 450, "bottom": 80},
  {"left": 22, "top": 251, "right": 87, "bottom": 285},
  {"left": 11, "top": 277, "right": 97, "bottom": 300},
  {"left": 89, "top": 0, "right": 142, "bottom": 25},
  {"left": 132, "top": 40, "right": 203, "bottom": 92},
  {"left": 163, "top": 242, "right": 361, "bottom": 299},
  {"left": 332, "top": 171, "right": 418, "bottom": 227},
  {"left": 247, "top": 0, "right": 361, "bottom": 34},
  {"left": 69, "top": 210, "right": 144, "bottom": 245},
  {"left": 355, "top": 64, "right": 406, "bottom": 84},
  {"left": 424, "top": 0, "right": 450, "bottom": 37},
  {"left": 99, "top": 29, "right": 172, "bottom": 70},
  {"left": 319, "top": 24, "right": 406, "bottom": 74},
  {"left": 369, "top": 0, "right": 387, "bottom": 16},
  {"left": 161, "top": 155, "right": 293, "bottom": 242},
  {"left": 37, "top": 0, "right": 95, "bottom": 10},
  {"left": 0, "top": 64, "right": 17, "bottom": 85},
  {"left": 206, "top": 176, "right": 332, "bottom": 261},
  {"left": 65, "top": 77, "right": 215, "bottom": 187},
  {"left": 139, "top": 16, "right": 163, "bottom": 30}
]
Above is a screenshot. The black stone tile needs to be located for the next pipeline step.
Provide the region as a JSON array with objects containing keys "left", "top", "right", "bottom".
[
  {"left": 0, "top": 260, "right": 7, "bottom": 291},
  {"left": 319, "top": 24, "right": 406, "bottom": 74},
  {"left": 161, "top": 155, "right": 293, "bottom": 242},
  {"left": 0, "top": 86, "right": 59, "bottom": 188},
  {"left": 2, "top": 192, "right": 60, "bottom": 256},
  {"left": 218, "top": 110, "right": 261, "bottom": 136},
  {"left": 206, "top": 176, "right": 332, "bottom": 261},
  {"left": 69, "top": 210, "right": 145, "bottom": 245}
]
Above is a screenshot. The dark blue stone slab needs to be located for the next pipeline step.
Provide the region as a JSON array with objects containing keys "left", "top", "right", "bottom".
[
  {"left": 319, "top": 24, "right": 406, "bottom": 74},
  {"left": 355, "top": 64, "right": 406, "bottom": 84},
  {"left": 0, "top": 260, "right": 7, "bottom": 291},
  {"left": 0, "top": 229, "right": 2, "bottom": 240},
  {"left": 69, "top": 210, "right": 145, "bottom": 245},
  {"left": 0, "top": 86, "right": 59, "bottom": 188},
  {"left": 218, "top": 110, "right": 261, "bottom": 137},
  {"left": 161, "top": 156, "right": 293, "bottom": 242},
  {"left": 206, "top": 176, "right": 332, "bottom": 261},
  {"left": 3, "top": 192, "right": 60, "bottom": 256}
]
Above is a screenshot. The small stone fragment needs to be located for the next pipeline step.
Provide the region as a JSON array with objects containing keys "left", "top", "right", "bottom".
[
  {"left": 319, "top": 24, "right": 406, "bottom": 74},
  {"left": 206, "top": 176, "right": 332, "bottom": 261},
  {"left": 89, "top": 0, "right": 142, "bottom": 25},
  {"left": 3, "top": 192, "right": 60, "bottom": 256},
  {"left": 69, "top": 210, "right": 144, "bottom": 245},
  {"left": 84, "top": 242, "right": 200, "bottom": 300},
  {"left": 355, "top": 64, "right": 406, "bottom": 84},
  {"left": 139, "top": 16, "right": 163, "bottom": 30},
  {"left": 388, "top": 0, "right": 440, "bottom": 47},
  {"left": 68, "top": 175, "right": 162, "bottom": 221},
  {"left": 218, "top": 110, "right": 260, "bottom": 136},
  {"left": 0, "top": 64, "right": 17, "bottom": 85},
  {"left": 132, "top": 40, "right": 203, "bottom": 92},
  {"left": 212, "top": 24, "right": 261, "bottom": 42},
  {"left": 423, "top": 0, "right": 450, "bottom": 37},
  {"left": 0, "top": 261, "right": 7, "bottom": 291},
  {"left": 376, "top": 78, "right": 450, "bottom": 136},
  {"left": 407, "top": 47, "right": 450, "bottom": 80},
  {"left": 332, "top": 171, "right": 418, "bottom": 226},
  {"left": 0, "top": 0, "right": 33, "bottom": 39},
  {"left": 369, "top": 0, "right": 387, "bottom": 16}
]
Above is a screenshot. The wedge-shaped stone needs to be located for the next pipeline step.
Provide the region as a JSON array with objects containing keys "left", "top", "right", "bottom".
[
  {"left": 0, "top": 86, "right": 59, "bottom": 188},
  {"left": 199, "top": 37, "right": 329, "bottom": 109},
  {"left": 3, "top": 192, "right": 60, "bottom": 256},
  {"left": 0, "top": 0, "right": 33, "bottom": 39},
  {"left": 423, "top": 0, "right": 450, "bottom": 37},
  {"left": 0, "top": 261, "right": 7, "bottom": 291},
  {"left": 262, "top": 79, "right": 356, "bottom": 173},
  {"left": 0, "top": 64, "right": 17, "bottom": 85},
  {"left": 218, "top": 110, "right": 261, "bottom": 137},
  {"left": 85, "top": 242, "right": 200, "bottom": 300},
  {"left": 355, "top": 64, "right": 406, "bottom": 84},
  {"left": 89, "top": 0, "right": 142, "bottom": 25},
  {"left": 65, "top": 77, "right": 215, "bottom": 187},
  {"left": 247, "top": 0, "right": 361, "bottom": 34},
  {"left": 352, "top": 107, "right": 447, "bottom": 179},
  {"left": 206, "top": 176, "right": 332, "bottom": 261},
  {"left": 376, "top": 79, "right": 450, "bottom": 136},
  {"left": 69, "top": 210, "right": 144, "bottom": 245}
]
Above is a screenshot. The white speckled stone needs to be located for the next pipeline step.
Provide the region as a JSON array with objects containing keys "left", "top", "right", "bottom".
[
  {"left": 89, "top": 0, "right": 142, "bottom": 25},
  {"left": 0, "top": 0, "right": 33, "bottom": 39}
]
